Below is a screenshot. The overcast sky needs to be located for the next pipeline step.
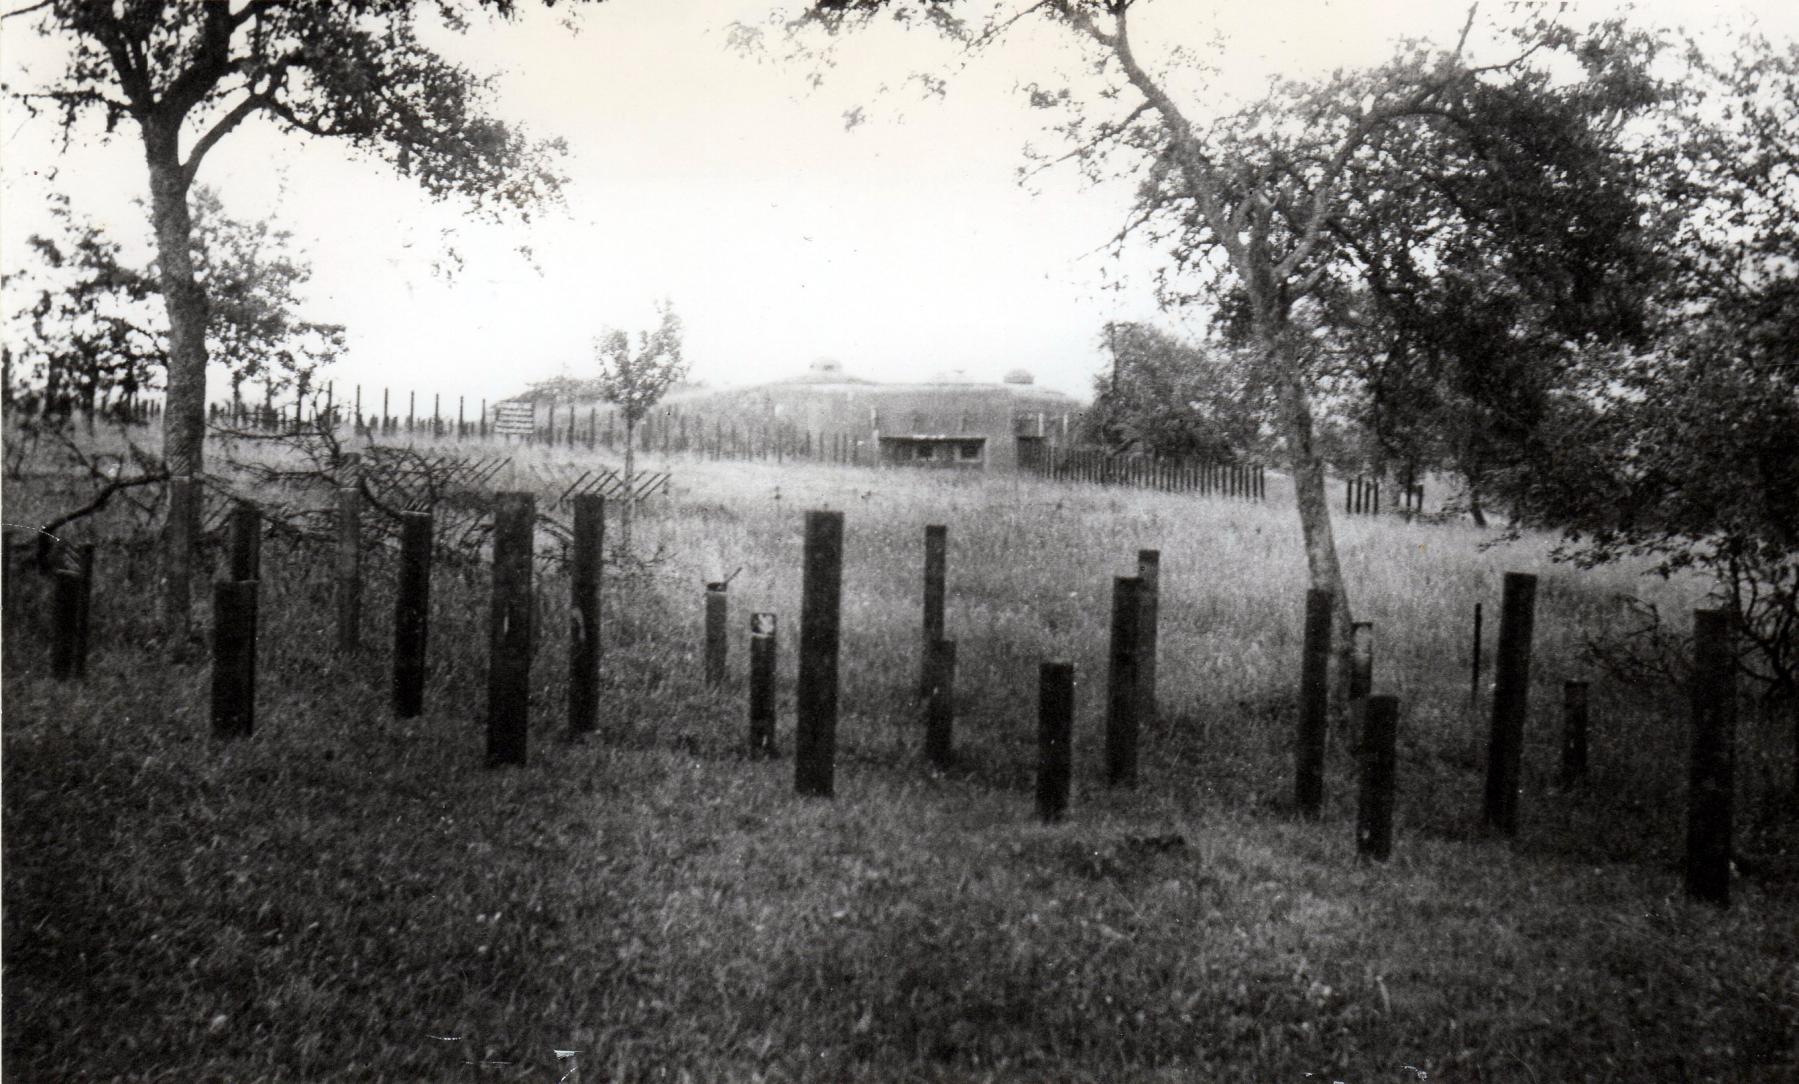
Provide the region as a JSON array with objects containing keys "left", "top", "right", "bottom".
[{"left": 3, "top": 0, "right": 1793, "bottom": 407}]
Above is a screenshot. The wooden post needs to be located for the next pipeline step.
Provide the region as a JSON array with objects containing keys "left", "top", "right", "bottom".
[
  {"left": 924, "top": 638, "right": 957, "bottom": 769},
  {"left": 1349, "top": 621, "right": 1374, "bottom": 703},
  {"left": 1686, "top": 609, "right": 1735, "bottom": 906},
  {"left": 72, "top": 542, "right": 94, "bottom": 675},
  {"left": 487, "top": 493, "right": 534, "bottom": 767},
  {"left": 705, "top": 581, "right": 729, "bottom": 688},
  {"left": 50, "top": 569, "right": 83, "bottom": 680},
  {"left": 1037, "top": 661, "right": 1074, "bottom": 823},
  {"left": 921, "top": 524, "right": 947, "bottom": 697},
  {"left": 796, "top": 510, "right": 843, "bottom": 797},
  {"left": 749, "top": 612, "right": 778, "bottom": 758},
  {"left": 335, "top": 482, "right": 361, "bottom": 654},
  {"left": 392, "top": 511, "right": 433, "bottom": 719},
  {"left": 1137, "top": 549, "right": 1159, "bottom": 727},
  {"left": 228, "top": 502, "right": 260, "bottom": 583},
  {"left": 2, "top": 528, "right": 22, "bottom": 628},
  {"left": 1297, "top": 588, "right": 1333, "bottom": 817},
  {"left": 210, "top": 579, "right": 257, "bottom": 738},
  {"left": 1105, "top": 576, "right": 1141, "bottom": 787},
  {"left": 569, "top": 494, "right": 603, "bottom": 738},
  {"left": 1558, "top": 681, "right": 1590, "bottom": 788},
  {"left": 1470, "top": 602, "right": 1484, "bottom": 712},
  {"left": 1356, "top": 695, "right": 1399, "bottom": 862},
  {"left": 1483, "top": 572, "right": 1538, "bottom": 837}
]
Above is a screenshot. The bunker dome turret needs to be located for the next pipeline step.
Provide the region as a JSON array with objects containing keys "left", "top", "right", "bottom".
[{"left": 666, "top": 362, "right": 1080, "bottom": 470}]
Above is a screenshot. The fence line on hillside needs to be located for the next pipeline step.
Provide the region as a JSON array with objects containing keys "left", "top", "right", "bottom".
[
  {"left": 10, "top": 393, "right": 1457, "bottom": 518},
  {"left": 1020, "top": 444, "right": 1267, "bottom": 499}
]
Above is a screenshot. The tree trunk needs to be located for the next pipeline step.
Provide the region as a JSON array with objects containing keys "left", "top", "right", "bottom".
[
  {"left": 1268, "top": 327, "right": 1355, "bottom": 710},
  {"left": 145, "top": 124, "right": 209, "bottom": 638}
]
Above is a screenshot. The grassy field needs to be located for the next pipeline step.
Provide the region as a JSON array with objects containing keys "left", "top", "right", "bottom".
[{"left": 3, "top": 426, "right": 1796, "bottom": 1081}]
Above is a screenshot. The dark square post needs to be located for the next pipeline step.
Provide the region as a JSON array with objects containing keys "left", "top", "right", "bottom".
[
  {"left": 796, "top": 511, "right": 843, "bottom": 797},
  {"left": 1483, "top": 572, "right": 1538, "bottom": 836},
  {"left": 487, "top": 493, "right": 535, "bottom": 767}
]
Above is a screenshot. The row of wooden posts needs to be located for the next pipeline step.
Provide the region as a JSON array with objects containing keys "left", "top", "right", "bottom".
[
  {"left": 28, "top": 505, "right": 1738, "bottom": 907},
  {"left": 1022, "top": 445, "right": 1268, "bottom": 500},
  {"left": 1344, "top": 475, "right": 1426, "bottom": 517},
  {"left": 11, "top": 398, "right": 165, "bottom": 427},
  {"left": 209, "top": 388, "right": 908, "bottom": 467},
  {"left": 679, "top": 520, "right": 1736, "bottom": 903}
]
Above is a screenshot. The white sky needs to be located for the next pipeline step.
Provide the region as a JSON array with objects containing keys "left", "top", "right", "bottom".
[{"left": 2, "top": 0, "right": 1793, "bottom": 406}]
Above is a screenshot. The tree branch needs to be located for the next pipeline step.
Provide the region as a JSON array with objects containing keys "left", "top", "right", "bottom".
[
  {"left": 1, "top": 0, "right": 52, "bottom": 20},
  {"left": 181, "top": 61, "right": 294, "bottom": 187},
  {"left": 37, "top": 470, "right": 170, "bottom": 550}
]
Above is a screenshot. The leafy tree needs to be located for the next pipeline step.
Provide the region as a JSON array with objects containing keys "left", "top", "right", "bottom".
[
  {"left": 189, "top": 187, "right": 346, "bottom": 414},
  {"left": 592, "top": 302, "right": 685, "bottom": 554},
  {"left": 4, "top": 194, "right": 161, "bottom": 422},
  {"left": 4, "top": 189, "right": 344, "bottom": 426},
  {"left": 1501, "top": 36, "right": 1799, "bottom": 775},
  {"left": 6, "top": 0, "right": 572, "bottom": 631},
  {"left": 1291, "top": 25, "right": 1667, "bottom": 521},
  {"left": 794, "top": 1, "right": 1661, "bottom": 695},
  {"left": 1083, "top": 321, "right": 1268, "bottom": 461}
]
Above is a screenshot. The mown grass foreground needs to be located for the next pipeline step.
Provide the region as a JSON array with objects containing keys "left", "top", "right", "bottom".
[{"left": 4, "top": 442, "right": 1796, "bottom": 1081}]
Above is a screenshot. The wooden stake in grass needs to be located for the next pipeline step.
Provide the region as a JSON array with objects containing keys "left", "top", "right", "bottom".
[
  {"left": 50, "top": 569, "right": 84, "bottom": 681},
  {"left": 228, "top": 502, "right": 260, "bottom": 583},
  {"left": 568, "top": 494, "right": 603, "bottom": 738},
  {"left": 1037, "top": 661, "right": 1074, "bottom": 824},
  {"left": 1296, "top": 588, "right": 1333, "bottom": 818},
  {"left": 749, "top": 612, "right": 778, "bottom": 758},
  {"left": 920, "top": 524, "right": 946, "bottom": 697},
  {"left": 487, "top": 492, "right": 535, "bottom": 768},
  {"left": 796, "top": 510, "right": 843, "bottom": 798},
  {"left": 73, "top": 542, "right": 94, "bottom": 676},
  {"left": 1469, "top": 601, "right": 1483, "bottom": 713},
  {"left": 1560, "top": 680, "right": 1589, "bottom": 788},
  {"left": 924, "top": 639, "right": 957, "bottom": 770},
  {"left": 392, "top": 510, "right": 433, "bottom": 719},
  {"left": 335, "top": 483, "right": 361, "bottom": 654},
  {"left": 1356, "top": 694, "right": 1399, "bottom": 862},
  {"left": 1349, "top": 621, "right": 1374, "bottom": 703},
  {"left": 1105, "top": 575, "right": 1141, "bottom": 788},
  {"left": 1483, "top": 572, "right": 1537, "bottom": 837},
  {"left": 210, "top": 579, "right": 257, "bottom": 738},
  {"left": 705, "top": 581, "right": 729, "bottom": 688},
  {"left": 1137, "top": 549, "right": 1159, "bottom": 727},
  {"left": 2, "top": 528, "right": 21, "bottom": 627},
  {"left": 1685, "top": 609, "right": 1735, "bottom": 907}
]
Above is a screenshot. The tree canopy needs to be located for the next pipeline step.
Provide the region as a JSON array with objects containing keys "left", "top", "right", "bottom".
[{"left": 6, "top": 0, "right": 578, "bottom": 631}]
